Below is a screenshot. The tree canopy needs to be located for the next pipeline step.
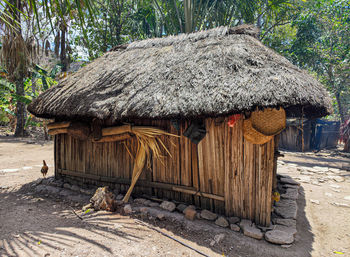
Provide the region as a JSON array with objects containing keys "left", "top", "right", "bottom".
[{"left": 0, "top": 0, "right": 349, "bottom": 136}]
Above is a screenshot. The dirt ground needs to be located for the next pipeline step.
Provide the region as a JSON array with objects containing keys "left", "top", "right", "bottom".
[{"left": 1, "top": 136, "right": 350, "bottom": 257}]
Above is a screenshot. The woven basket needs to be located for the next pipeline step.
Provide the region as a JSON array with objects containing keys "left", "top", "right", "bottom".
[
  {"left": 243, "top": 119, "right": 273, "bottom": 145},
  {"left": 251, "top": 108, "right": 286, "bottom": 136}
]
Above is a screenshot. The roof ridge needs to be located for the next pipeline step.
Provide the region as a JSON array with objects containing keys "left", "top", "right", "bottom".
[{"left": 110, "top": 24, "right": 259, "bottom": 52}]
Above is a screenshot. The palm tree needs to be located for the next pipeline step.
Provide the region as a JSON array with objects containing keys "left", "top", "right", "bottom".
[{"left": 0, "top": 0, "right": 31, "bottom": 136}]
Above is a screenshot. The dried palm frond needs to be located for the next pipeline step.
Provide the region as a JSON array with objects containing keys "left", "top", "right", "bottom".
[
  {"left": 1, "top": 33, "right": 30, "bottom": 81},
  {"left": 118, "top": 126, "right": 179, "bottom": 202}
]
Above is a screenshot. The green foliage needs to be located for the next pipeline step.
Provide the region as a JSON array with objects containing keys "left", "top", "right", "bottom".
[
  {"left": 0, "top": 64, "right": 58, "bottom": 126},
  {"left": 263, "top": 0, "right": 350, "bottom": 121}
]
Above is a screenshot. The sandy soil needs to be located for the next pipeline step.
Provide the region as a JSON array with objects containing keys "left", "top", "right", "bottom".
[
  {"left": 0, "top": 136, "right": 350, "bottom": 257},
  {"left": 278, "top": 151, "right": 350, "bottom": 257}
]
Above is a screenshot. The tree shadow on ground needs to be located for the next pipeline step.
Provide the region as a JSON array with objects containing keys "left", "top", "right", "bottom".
[
  {"left": 0, "top": 186, "right": 144, "bottom": 257},
  {"left": 280, "top": 151, "right": 350, "bottom": 170},
  {"left": 130, "top": 182, "right": 315, "bottom": 257},
  {"left": 1, "top": 175, "right": 314, "bottom": 257}
]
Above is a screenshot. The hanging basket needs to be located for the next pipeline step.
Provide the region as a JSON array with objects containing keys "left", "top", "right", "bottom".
[
  {"left": 250, "top": 107, "right": 286, "bottom": 136},
  {"left": 243, "top": 119, "right": 273, "bottom": 145}
]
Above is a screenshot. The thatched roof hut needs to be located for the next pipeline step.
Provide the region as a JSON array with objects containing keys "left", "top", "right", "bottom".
[
  {"left": 28, "top": 25, "right": 331, "bottom": 226},
  {"left": 29, "top": 25, "right": 331, "bottom": 122}
]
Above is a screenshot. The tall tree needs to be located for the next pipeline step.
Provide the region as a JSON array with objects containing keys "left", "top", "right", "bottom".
[{"left": 0, "top": 0, "right": 32, "bottom": 136}]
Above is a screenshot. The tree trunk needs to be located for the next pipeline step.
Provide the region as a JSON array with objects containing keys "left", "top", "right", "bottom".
[
  {"left": 335, "top": 92, "right": 345, "bottom": 123},
  {"left": 14, "top": 80, "right": 26, "bottom": 137},
  {"left": 54, "top": 31, "right": 60, "bottom": 57},
  {"left": 344, "top": 138, "right": 350, "bottom": 152},
  {"left": 11, "top": 0, "right": 26, "bottom": 137},
  {"left": 60, "top": 23, "right": 68, "bottom": 72},
  {"left": 184, "top": 0, "right": 193, "bottom": 33}
]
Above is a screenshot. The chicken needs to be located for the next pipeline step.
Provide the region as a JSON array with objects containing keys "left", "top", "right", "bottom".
[{"left": 41, "top": 160, "right": 48, "bottom": 178}]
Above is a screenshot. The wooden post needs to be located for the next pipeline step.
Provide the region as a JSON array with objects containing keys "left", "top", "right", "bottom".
[
  {"left": 272, "top": 135, "right": 280, "bottom": 191},
  {"left": 91, "top": 118, "right": 103, "bottom": 141}
]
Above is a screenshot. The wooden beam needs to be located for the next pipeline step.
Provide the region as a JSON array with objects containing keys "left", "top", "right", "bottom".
[
  {"left": 172, "top": 186, "right": 224, "bottom": 201},
  {"left": 68, "top": 122, "right": 90, "bottom": 140},
  {"left": 48, "top": 122, "right": 90, "bottom": 140},
  {"left": 57, "top": 168, "right": 224, "bottom": 201},
  {"left": 47, "top": 121, "right": 71, "bottom": 130},
  {"left": 93, "top": 133, "right": 132, "bottom": 143},
  {"left": 48, "top": 128, "right": 68, "bottom": 135},
  {"left": 102, "top": 125, "right": 132, "bottom": 136}
]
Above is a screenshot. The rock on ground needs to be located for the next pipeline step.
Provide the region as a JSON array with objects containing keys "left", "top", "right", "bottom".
[
  {"left": 215, "top": 217, "right": 229, "bottom": 228},
  {"left": 239, "top": 219, "right": 252, "bottom": 230},
  {"left": 63, "top": 183, "right": 72, "bottom": 190},
  {"left": 71, "top": 185, "right": 80, "bottom": 192},
  {"left": 331, "top": 202, "right": 350, "bottom": 208},
  {"left": 274, "top": 225, "right": 297, "bottom": 236},
  {"left": 239, "top": 219, "right": 263, "bottom": 240},
  {"left": 281, "top": 188, "right": 299, "bottom": 200},
  {"left": 176, "top": 203, "right": 187, "bottom": 213},
  {"left": 200, "top": 210, "right": 218, "bottom": 221},
  {"left": 160, "top": 201, "right": 176, "bottom": 212},
  {"left": 123, "top": 204, "right": 133, "bottom": 214},
  {"left": 228, "top": 216, "right": 240, "bottom": 224},
  {"left": 265, "top": 230, "right": 294, "bottom": 245},
  {"left": 148, "top": 202, "right": 160, "bottom": 207},
  {"left": 45, "top": 185, "right": 61, "bottom": 194},
  {"left": 134, "top": 198, "right": 148, "bottom": 205},
  {"left": 334, "top": 176, "right": 345, "bottom": 182},
  {"left": 274, "top": 199, "right": 297, "bottom": 219},
  {"left": 230, "top": 224, "right": 240, "bottom": 232},
  {"left": 257, "top": 224, "right": 275, "bottom": 232},
  {"left": 280, "top": 177, "right": 300, "bottom": 186},
  {"left": 80, "top": 188, "right": 95, "bottom": 195},
  {"left": 156, "top": 213, "right": 165, "bottom": 220},
  {"left": 274, "top": 218, "right": 296, "bottom": 227},
  {"left": 184, "top": 208, "right": 196, "bottom": 221},
  {"left": 210, "top": 233, "right": 225, "bottom": 246},
  {"left": 243, "top": 225, "right": 263, "bottom": 240},
  {"left": 310, "top": 199, "right": 320, "bottom": 205}
]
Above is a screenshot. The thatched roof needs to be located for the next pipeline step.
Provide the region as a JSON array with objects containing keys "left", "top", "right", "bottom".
[{"left": 28, "top": 25, "right": 332, "bottom": 122}]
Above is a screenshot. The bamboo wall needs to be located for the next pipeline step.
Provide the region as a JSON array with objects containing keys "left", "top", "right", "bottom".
[{"left": 55, "top": 118, "right": 275, "bottom": 226}]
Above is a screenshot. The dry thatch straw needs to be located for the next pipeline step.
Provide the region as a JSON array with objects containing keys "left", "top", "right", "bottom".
[{"left": 28, "top": 24, "right": 332, "bottom": 122}]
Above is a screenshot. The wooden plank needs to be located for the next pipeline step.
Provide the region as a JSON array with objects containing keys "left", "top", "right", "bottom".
[
  {"left": 191, "top": 142, "right": 200, "bottom": 206},
  {"left": 93, "top": 133, "right": 131, "bottom": 143},
  {"left": 180, "top": 121, "right": 192, "bottom": 203},
  {"left": 265, "top": 139, "right": 274, "bottom": 225},
  {"left": 57, "top": 168, "right": 224, "bottom": 201},
  {"left": 54, "top": 135, "right": 58, "bottom": 178}
]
